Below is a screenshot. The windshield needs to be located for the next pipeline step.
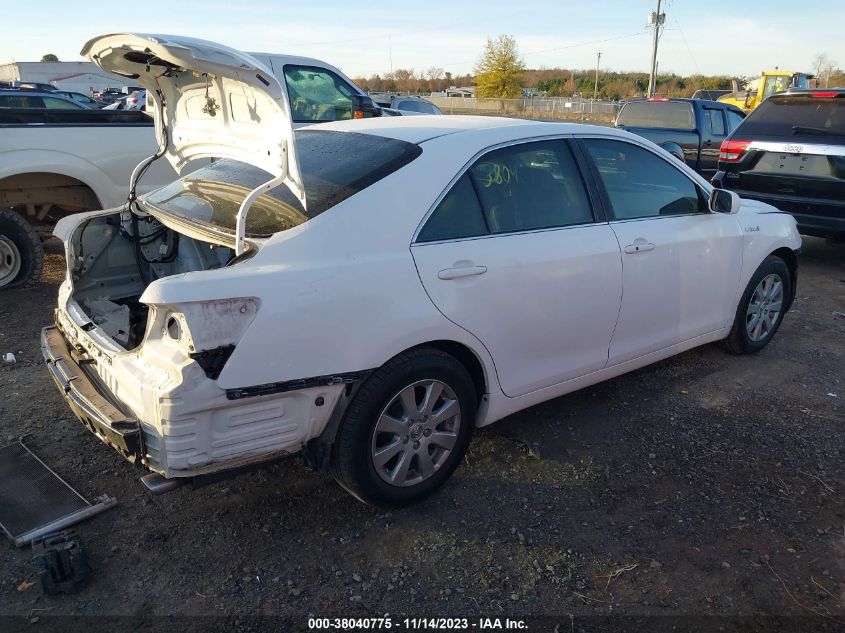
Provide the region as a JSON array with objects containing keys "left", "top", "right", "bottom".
[
  {"left": 738, "top": 95, "right": 845, "bottom": 137},
  {"left": 142, "top": 130, "right": 422, "bottom": 237},
  {"left": 616, "top": 101, "right": 694, "bottom": 130}
]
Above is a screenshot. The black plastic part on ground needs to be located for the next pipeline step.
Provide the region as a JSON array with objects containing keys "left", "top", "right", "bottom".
[{"left": 31, "top": 530, "right": 90, "bottom": 595}]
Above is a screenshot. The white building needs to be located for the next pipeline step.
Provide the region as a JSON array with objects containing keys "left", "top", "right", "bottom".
[{"left": 0, "top": 61, "right": 131, "bottom": 95}]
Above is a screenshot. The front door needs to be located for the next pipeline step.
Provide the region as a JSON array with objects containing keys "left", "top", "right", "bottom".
[
  {"left": 578, "top": 137, "right": 744, "bottom": 365},
  {"left": 411, "top": 139, "right": 623, "bottom": 397}
]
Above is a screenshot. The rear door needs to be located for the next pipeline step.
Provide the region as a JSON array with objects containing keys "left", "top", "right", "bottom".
[
  {"left": 578, "top": 136, "right": 743, "bottom": 365},
  {"left": 411, "top": 139, "right": 622, "bottom": 397}
]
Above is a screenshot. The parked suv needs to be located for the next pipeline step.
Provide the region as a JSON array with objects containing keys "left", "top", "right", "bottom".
[{"left": 712, "top": 89, "right": 845, "bottom": 239}]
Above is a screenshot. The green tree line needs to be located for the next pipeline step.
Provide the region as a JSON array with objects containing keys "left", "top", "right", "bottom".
[{"left": 353, "top": 35, "right": 845, "bottom": 100}]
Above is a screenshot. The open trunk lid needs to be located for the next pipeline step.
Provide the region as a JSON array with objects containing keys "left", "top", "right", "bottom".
[{"left": 81, "top": 33, "right": 305, "bottom": 253}]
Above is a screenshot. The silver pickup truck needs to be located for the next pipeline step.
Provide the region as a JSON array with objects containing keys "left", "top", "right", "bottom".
[{"left": 0, "top": 43, "right": 380, "bottom": 289}]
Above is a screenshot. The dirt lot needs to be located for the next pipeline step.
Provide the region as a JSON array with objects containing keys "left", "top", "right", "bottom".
[{"left": 1, "top": 238, "right": 843, "bottom": 631}]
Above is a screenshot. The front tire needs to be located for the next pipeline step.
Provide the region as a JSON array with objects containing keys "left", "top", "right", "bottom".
[
  {"left": 0, "top": 209, "right": 44, "bottom": 290},
  {"left": 724, "top": 255, "right": 791, "bottom": 354},
  {"left": 331, "top": 348, "right": 476, "bottom": 507}
]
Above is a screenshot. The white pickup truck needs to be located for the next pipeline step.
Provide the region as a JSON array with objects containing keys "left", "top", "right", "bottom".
[{"left": 0, "top": 42, "right": 380, "bottom": 289}]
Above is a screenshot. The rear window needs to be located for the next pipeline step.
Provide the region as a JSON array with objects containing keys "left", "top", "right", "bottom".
[
  {"left": 738, "top": 95, "right": 845, "bottom": 137},
  {"left": 142, "top": 130, "right": 422, "bottom": 237},
  {"left": 617, "top": 101, "right": 695, "bottom": 130}
]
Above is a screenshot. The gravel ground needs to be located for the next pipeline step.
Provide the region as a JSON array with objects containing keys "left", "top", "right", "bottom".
[{"left": 0, "top": 237, "right": 843, "bottom": 632}]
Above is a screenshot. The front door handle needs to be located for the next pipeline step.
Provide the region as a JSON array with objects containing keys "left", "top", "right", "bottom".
[
  {"left": 623, "top": 241, "right": 655, "bottom": 254},
  {"left": 437, "top": 265, "right": 487, "bottom": 280}
]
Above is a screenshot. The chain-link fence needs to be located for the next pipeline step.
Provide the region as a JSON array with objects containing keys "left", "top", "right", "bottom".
[{"left": 427, "top": 96, "right": 622, "bottom": 124}]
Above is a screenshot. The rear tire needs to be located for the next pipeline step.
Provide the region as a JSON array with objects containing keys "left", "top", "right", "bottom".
[
  {"left": 0, "top": 209, "right": 43, "bottom": 289},
  {"left": 724, "top": 255, "right": 791, "bottom": 354},
  {"left": 331, "top": 348, "right": 476, "bottom": 508}
]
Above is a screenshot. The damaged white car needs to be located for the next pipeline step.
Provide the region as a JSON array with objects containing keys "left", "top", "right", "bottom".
[{"left": 43, "top": 34, "right": 801, "bottom": 507}]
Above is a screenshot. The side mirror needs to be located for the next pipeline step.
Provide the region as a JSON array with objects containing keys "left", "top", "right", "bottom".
[
  {"left": 709, "top": 188, "right": 741, "bottom": 214},
  {"left": 351, "top": 94, "right": 382, "bottom": 119}
]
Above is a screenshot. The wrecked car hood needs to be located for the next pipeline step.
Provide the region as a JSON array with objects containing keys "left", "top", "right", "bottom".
[{"left": 81, "top": 33, "right": 305, "bottom": 254}]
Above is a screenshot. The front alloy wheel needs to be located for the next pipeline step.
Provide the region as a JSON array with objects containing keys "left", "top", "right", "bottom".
[
  {"left": 725, "top": 255, "right": 791, "bottom": 354},
  {"left": 745, "top": 273, "right": 784, "bottom": 342}
]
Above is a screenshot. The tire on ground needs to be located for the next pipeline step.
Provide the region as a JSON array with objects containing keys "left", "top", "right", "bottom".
[
  {"left": 0, "top": 209, "right": 44, "bottom": 290},
  {"left": 331, "top": 347, "right": 477, "bottom": 508},
  {"left": 724, "top": 255, "right": 791, "bottom": 354}
]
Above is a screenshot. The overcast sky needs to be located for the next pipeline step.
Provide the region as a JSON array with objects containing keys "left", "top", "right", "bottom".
[{"left": 3, "top": 0, "right": 842, "bottom": 78}]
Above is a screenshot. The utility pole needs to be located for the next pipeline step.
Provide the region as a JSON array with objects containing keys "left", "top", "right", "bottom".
[
  {"left": 593, "top": 51, "right": 602, "bottom": 100},
  {"left": 388, "top": 35, "right": 394, "bottom": 75},
  {"left": 646, "top": 0, "right": 665, "bottom": 97}
]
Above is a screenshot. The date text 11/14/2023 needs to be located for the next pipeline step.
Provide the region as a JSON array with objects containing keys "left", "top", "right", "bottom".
[{"left": 308, "top": 618, "right": 528, "bottom": 630}]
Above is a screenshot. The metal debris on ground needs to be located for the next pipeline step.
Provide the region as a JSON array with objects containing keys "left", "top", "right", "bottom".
[{"left": 0, "top": 440, "right": 116, "bottom": 547}]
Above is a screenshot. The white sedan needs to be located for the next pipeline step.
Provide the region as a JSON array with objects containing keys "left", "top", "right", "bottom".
[{"left": 43, "top": 34, "right": 801, "bottom": 506}]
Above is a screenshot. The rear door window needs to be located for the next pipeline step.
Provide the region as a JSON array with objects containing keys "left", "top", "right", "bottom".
[
  {"left": 704, "top": 108, "right": 726, "bottom": 135},
  {"left": 283, "top": 65, "right": 356, "bottom": 123},
  {"left": 417, "top": 174, "right": 487, "bottom": 242},
  {"left": 725, "top": 109, "right": 745, "bottom": 133},
  {"left": 0, "top": 94, "right": 43, "bottom": 108},
  {"left": 469, "top": 141, "right": 593, "bottom": 233},
  {"left": 42, "top": 97, "right": 79, "bottom": 109},
  {"left": 617, "top": 101, "right": 695, "bottom": 129}
]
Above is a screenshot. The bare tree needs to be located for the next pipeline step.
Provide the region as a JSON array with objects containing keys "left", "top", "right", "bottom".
[{"left": 811, "top": 52, "right": 835, "bottom": 79}]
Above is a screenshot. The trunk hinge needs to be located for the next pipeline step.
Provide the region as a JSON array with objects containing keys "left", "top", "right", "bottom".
[{"left": 233, "top": 141, "right": 306, "bottom": 256}]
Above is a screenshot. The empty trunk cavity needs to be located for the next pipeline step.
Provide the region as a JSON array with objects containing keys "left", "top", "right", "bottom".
[{"left": 69, "top": 212, "right": 235, "bottom": 350}]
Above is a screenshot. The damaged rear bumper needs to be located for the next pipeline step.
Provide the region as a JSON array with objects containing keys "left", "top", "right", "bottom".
[
  {"left": 42, "top": 317, "right": 353, "bottom": 480},
  {"left": 41, "top": 326, "right": 142, "bottom": 462}
]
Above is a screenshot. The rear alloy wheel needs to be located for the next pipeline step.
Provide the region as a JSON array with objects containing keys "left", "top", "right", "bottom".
[
  {"left": 0, "top": 209, "right": 44, "bottom": 290},
  {"left": 371, "top": 380, "right": 461, "bottom": 487},
  {"left": 724, "top": 256, "right": 791, "bottom": 354},
  {"left": 332, "top": 348, "right": 476, "bottom": 507}
]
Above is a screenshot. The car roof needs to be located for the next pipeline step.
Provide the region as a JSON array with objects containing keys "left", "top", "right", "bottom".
[{"left": 306, "top": 115, "right": 627, "bottom": 144}]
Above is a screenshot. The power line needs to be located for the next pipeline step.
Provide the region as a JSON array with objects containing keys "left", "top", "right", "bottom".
[{"left": 671, "top": 14, "right": 700, "bottom": 75}]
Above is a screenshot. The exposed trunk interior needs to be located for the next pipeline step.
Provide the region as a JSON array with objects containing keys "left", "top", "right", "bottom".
[{"left": 69, "top": 211, "right": 235, "bottom": 350}]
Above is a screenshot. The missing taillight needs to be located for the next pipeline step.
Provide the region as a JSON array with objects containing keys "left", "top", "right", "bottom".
[{"left": 719, "top": 139, "right": 751, "bottom": 162}]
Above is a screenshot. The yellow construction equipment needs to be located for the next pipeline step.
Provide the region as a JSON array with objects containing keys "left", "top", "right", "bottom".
[{"left": 717, "top": 70, "right": 813, "bottom": 112}]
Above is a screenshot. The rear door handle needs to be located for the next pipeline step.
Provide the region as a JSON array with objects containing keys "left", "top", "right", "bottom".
[
  {"left": 437, "top": 265, "right": 487, "bottom": 280},
  {"left": 623, "top": 241, "right": 655, "bottom": 254}
]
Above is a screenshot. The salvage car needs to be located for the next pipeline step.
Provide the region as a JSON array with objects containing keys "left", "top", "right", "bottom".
[{"left": 43, "top": 34, "right": 801, "bottom": 507}]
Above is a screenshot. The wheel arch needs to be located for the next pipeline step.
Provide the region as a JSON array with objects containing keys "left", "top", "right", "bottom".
[
  {"left": 408, "top": 339, "right": 489, "bottom": 405},
  {"left": 770, "top": 246, "right": 798, "bottom": 310},
  {"left": 0, "top": 171, "right": 103, "bottom": 214}
]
